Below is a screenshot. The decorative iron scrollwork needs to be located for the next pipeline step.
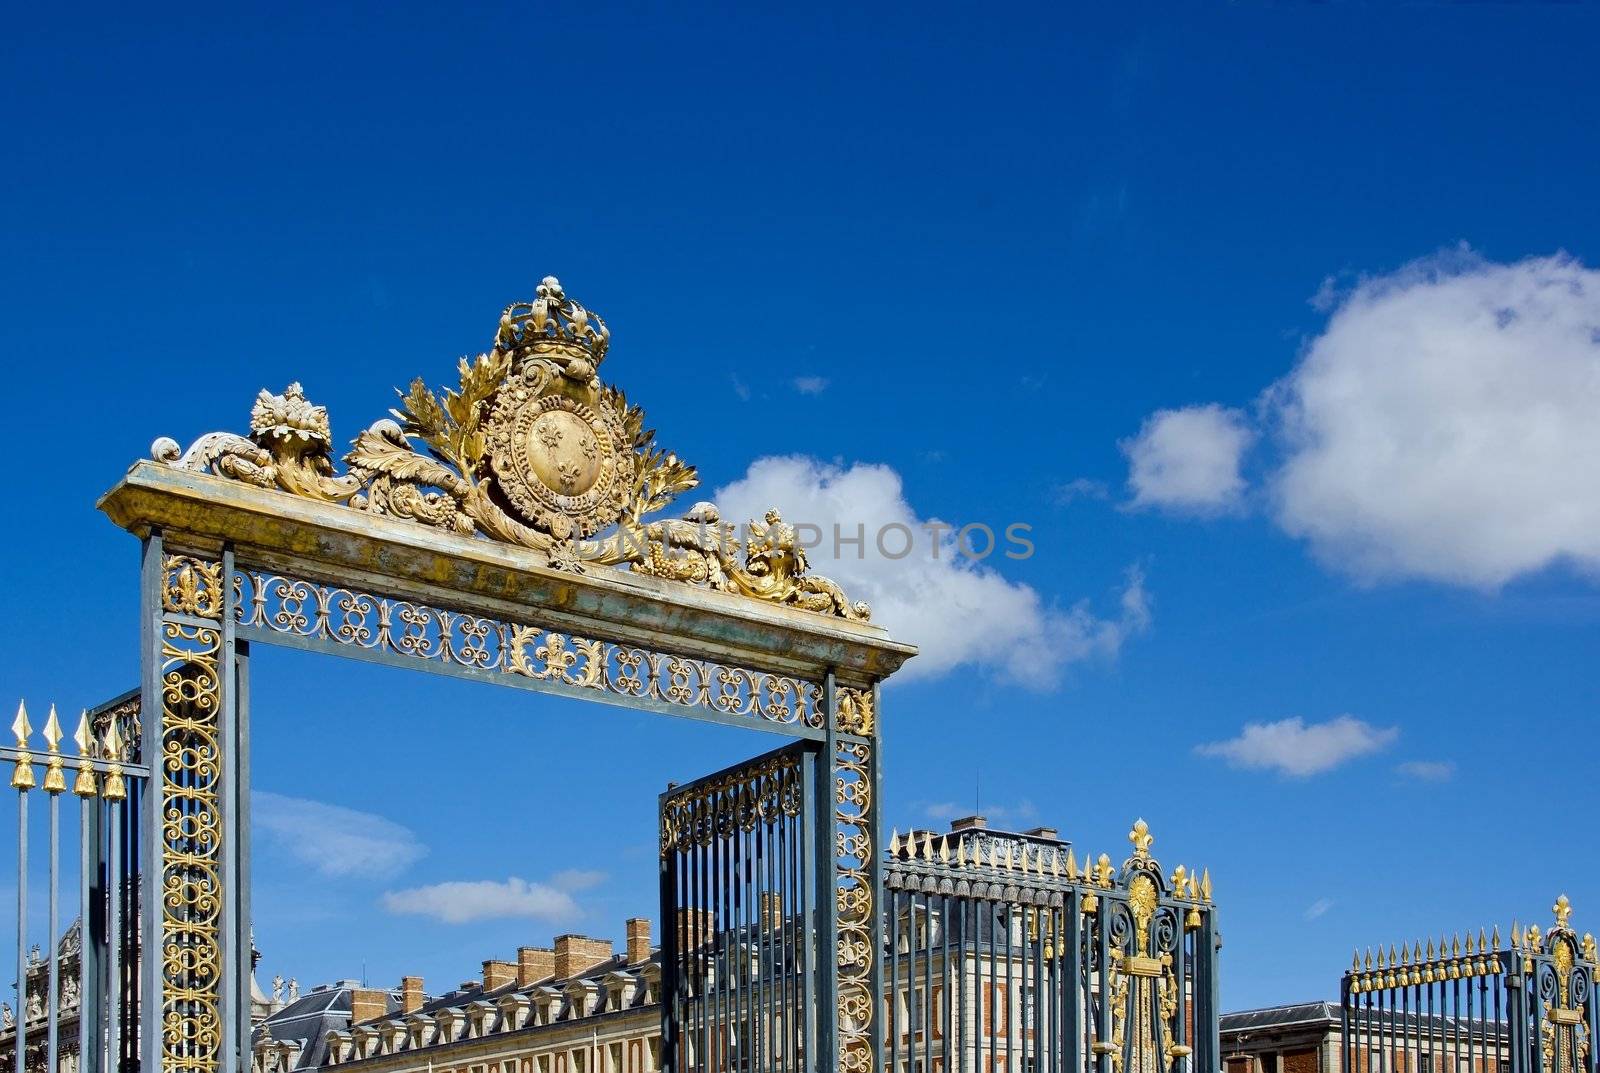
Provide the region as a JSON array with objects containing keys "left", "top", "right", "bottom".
[
  {"left": 149, "top": 277, "right": 869, "bottom": 620},
  {"left": 157, "top": 612, "right": 225, "bottom": 1073},
  {"left": 233, "top": 569, "right": 826, "bottom": 729}
]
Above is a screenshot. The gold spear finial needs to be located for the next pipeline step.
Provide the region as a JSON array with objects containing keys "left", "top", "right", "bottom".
[
  {"left": 72, "top": 711, "right": 98, "bottom": 797},
  {"left": 41, "top": 705, "right": 65, "bottom": 794},
  {"left": 1488, "top": 926, "right": 1498, "bottom": 951},
  {"left": 1553, "top": 894, "right": 1572, "bottom": 931},
  {"left": 888, "top": 829, "right": 900, "bottom": 857},
  {"left": 102, "top": 719, "right": 126, "bottom": 801},
  {"left": 10, "top": 701, "right": 35, "bottom": 791},
  {"left": 1064, "top": 847, "right": 1078, "bottom": 880},
  {"left": 1200, "top": 868, "right": 1213, "bottom": 902},
  {"left": 1364, "top": 948, "right": 1373, "bottom": 971},
  {"left": 1129, "top": 818, "right": 1154, "bottom": 858}
]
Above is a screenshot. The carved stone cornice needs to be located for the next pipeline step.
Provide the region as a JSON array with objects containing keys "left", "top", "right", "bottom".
[{"left": 99, "top": 462, "right": 914, "bottom": 685}]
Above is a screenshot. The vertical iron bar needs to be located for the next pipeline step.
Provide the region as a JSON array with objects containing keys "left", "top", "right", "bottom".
[
  {"left": 16, "top": 787, "right": 28, "bottom": 1073},
  {"left": 139, "top": 532, "right": 164, "bottom": 1073},
  {"left": 106, "top": 795, "right": 120, "bottom": 1073},
  {"left": 78, "top": 787, "right": 101, "bottom": 1073},
  {"left": 1064, "top": 890, "right": 1082, "bottom": 1073},
  {"left": 979, "top": 895, "right": 992, "bottom": 1073},
  {"left": 815, "top": 675, "right": 838, "bottom": 1073},
  {"left": 889, "top": 887, "right": 898, "bottom": 1073},
  {"left": 48, "top": 788, "right": 60, "bottom": 1073},
  {"left": 925, "top": 892, "right": 934, "bottom": 1073},
  {"left": 942, "top": 892, "right": 953, "bottom": 1073},
  {"left": 658, "top": 785, "right": 676, "bottom": 1073}
]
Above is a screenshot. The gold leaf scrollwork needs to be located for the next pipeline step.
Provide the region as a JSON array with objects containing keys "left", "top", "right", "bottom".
[
  {"left": 158, "top": 620, "right": 224, "bottom": 1073},
  {"left": 163, "top": 555, "right": 225, "bottom": 620},
  {"left": 837, "top": 687, "right": 875, "bottom": 736}
]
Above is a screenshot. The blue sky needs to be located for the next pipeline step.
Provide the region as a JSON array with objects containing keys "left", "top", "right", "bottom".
[{"left": 4, "top": 4, "right": 1599, "bottom": 1013}]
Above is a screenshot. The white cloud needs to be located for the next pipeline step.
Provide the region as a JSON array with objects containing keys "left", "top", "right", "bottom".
[
  {"left": 1270, "top": 250, "right": 1600, "bottom": 588},
  {"left": 252, "top": 791, "right": 426, "bottom": 880},
  {"left": 713, "top": 457, "right": 1151, "bottom": 687},
  {"left": 1195, "top": 715, "right": 1398, "bottom": 777},
  {"left": 381, "top": 877, "right": 581, "bottom": 925},
  {"left": 1304, "top": 898, "right": 1335, "bottom": 921},
  {"left": 1122, "top": 404, "right": 1254, "bottom": 514},
  {"left": 792, "top": 376, "right": 829, "bottom": 395},
  {"left": 550, "top": 869, "right": 607, "bottom": 893},
  {"left": 1397, "top": 760, "right": 1456, "bottom": 782}
]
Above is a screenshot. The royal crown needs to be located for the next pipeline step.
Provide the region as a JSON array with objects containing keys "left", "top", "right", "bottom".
[{"left": 496, "top": 276, "right": 610, "bottom": 366}]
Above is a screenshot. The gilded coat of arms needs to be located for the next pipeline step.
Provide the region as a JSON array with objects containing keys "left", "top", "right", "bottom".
[{"left": 151, "top": 276, "right": 869, "bottom": 620}]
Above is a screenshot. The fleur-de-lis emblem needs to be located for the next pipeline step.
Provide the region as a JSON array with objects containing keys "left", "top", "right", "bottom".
[{"left": 538, "top": 424, "right": 563, "bottom": 450}]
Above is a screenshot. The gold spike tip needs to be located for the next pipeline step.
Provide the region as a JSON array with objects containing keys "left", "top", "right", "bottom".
[
  {"left": 42, "top": 705, "right": 62, "bottom": 751},
  {"left": 103, "top": 719, "right": 125, "bottom": 761},
  {"left": 11, "top": 700, "right": 30, "bottom": 747},
  {"left": 73, "top": 711, "right": 93, "bottom": 755}
]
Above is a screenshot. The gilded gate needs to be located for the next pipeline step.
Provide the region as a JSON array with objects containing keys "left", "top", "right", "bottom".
[
  {"left": 4, "top": 275, "right": 1232, "bottom": 1073},
  {"left": 1340, "top": 897, "right": 1597, "bottom": 1073},
  {"left": 89, "top": 276, "right": 912, "bottom": 1073}
]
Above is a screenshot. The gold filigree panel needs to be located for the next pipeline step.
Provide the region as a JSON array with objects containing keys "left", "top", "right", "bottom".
[
  {"left": 158, "top": 618, "right": 224, "bottom": 1073},
  {"left": 233, "top": 570, "right": 826, "bottom": 729},
  {"left": 833, "top": 736, "right": 874, "bottom": 1073}
]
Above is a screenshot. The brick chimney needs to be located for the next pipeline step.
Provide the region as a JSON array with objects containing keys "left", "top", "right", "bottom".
[
  {"left": 759, "top": 892, "right": 784, "bottom": 931},
  {"left": 349, "top": 987, "right": 388, "bottom": 1026},
  {"left": 399, "top": 976, "right": 425, "bottom": 1014},
  {"left": 675, "top": 907, "right": 716, "bottom": 947},
  {"left": 482, "top": 960, "right": 516, "bottom": 991},
  {"left": 553, "top": 935, "right": 613, "bottom": 979},
  {"left": 517, "top": 946, "right": 555, "bottom": 986},
  {"left": 625, "top": 918, "right": 652, "bottom": 964},
  {"left": 950, "top": 815, "right": 988, "bottom": 832}
]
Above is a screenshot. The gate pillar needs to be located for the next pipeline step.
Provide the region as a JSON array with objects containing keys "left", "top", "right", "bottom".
[
  {"left": 826, "top": 677, "right": 881, "bottom": 1073},
  {"left": 140, "top": 537, "right": 250, "bottom": 1073}
]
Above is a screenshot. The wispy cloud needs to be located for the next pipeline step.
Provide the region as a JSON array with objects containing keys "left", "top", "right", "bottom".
[
  {"left": 1305, "top": 898, "right": 1335, "bottom": 921},
  {"left": 731, "top": 374, "right": 751, "bottom": 402},
  {"left": 550, "top": 869, "right": 607, "bottom": 893},
  {"left": 916, "top": 800, "right": 1040, "bottom": 824},
  {"left": 1053, "top": 478, "right": 1109, "bottom": 506},
  {"left": 253, "top": 791, "right": 426, "bottom": 880},
  {"left": 381, "top": 876, "right": 584, "bottom": 925},
  {"left": 1196, "top": 715, "right": 1398, "bottom": 777},
  {"left": 1396, "top": 760, "right": 1456, "bottom": 782},
  {"left": 792, "top": 376, "right": 829, "bottom": 395}
]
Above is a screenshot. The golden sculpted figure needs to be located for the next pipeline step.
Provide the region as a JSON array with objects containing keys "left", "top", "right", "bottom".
[{"left": 150, "top": 277, "right": 869, "bottom": 620}]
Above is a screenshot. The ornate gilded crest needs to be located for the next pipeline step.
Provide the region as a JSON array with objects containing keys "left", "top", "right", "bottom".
[{"left": 150, "top": 276, "right": 870, "bottom": 620}]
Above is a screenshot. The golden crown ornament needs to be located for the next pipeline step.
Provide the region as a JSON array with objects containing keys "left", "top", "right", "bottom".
[{"left": 151, "top": 276, "right": 870, "bottom": 620}]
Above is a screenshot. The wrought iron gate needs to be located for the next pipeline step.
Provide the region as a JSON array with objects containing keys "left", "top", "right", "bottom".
[
  {"left": 3, "top": 691, "right": 146, "bottom": 1073},
  {"left": 659, "top": 743, "right": 822, "bottom": 1073},
  {"left": 884, "top": 819, "right": 1220, "bottom": 1073},
  {"left": 1339, "top": 896, "right": 1597, "bottom": 1073}
]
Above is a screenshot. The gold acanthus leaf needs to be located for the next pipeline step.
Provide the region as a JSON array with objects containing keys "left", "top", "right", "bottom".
[{"left": 392, "top": 349, "right": 510, "bottom": 477}]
